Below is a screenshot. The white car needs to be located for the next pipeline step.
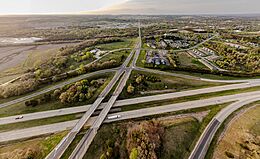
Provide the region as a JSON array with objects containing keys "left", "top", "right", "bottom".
[
  {"left": 107, "top": 115, "right": 121, "bottom": 120},
  {"left": 15, "top": 116, "right": 24, "bottom": 120}
]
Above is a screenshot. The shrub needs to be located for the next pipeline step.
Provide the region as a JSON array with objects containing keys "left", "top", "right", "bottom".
[
  {"left": 126, "top": 121, "right": 164, "bottom": 159},
  {"left": 129, "top": 148, "right": 138, "bottom": 159},
  {"left": 225, "top": 151, "right": 235, "bottom": 158},
  {"left": 135, "top": 75, "right": 144, "bottom": 84},
  {"left": 0, "top": 78, "right": 39, "bottom": 98},
  {"left": 25, "top": 100, "right": 39, "bottom": 107},
  {"left": 127, "top": 84, "right": 135, "bottom": 94}
]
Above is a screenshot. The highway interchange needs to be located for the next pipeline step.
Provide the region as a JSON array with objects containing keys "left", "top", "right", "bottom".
[{"left": 0, "top": 24, "right": 259, "bottom": 159}]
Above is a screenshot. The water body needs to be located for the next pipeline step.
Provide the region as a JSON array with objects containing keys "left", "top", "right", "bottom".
[{"left": 0, "top": 37, "right": 42, "bottom": 44}]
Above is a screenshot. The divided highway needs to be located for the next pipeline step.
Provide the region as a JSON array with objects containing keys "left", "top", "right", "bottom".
[
  {"left": 68, "top": 24, "right": 142, "bottom": 159},
  {"left": 0, "top": 23, "right": 260, "bottom": 159},
  {"left": 46, "top": 42, "right": 138, "bottom": 159},
  {"left": 1, "top": 90, "right": 260, "bottom": 143},
  {"left": 1, "top": 78, "right": 260, "bottom": 126}
]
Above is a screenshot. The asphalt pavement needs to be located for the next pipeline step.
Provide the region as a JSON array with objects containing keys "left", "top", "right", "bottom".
[
  {"left": 1, "top": 76, "right": 260, "bottom": 126},
  {"left": 46, "top": 35, "right": 139, "bottom": 159},
  {"left": 189, "top": 95, "right": 260, "bottom": 159},
  {"left": 1, "top": 90, "right": 260, "bottom": 143},
  {"left": 68, "top": 23, "right": 142, "bottom": 159}
]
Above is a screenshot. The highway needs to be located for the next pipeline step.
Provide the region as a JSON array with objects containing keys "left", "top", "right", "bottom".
[
  {"left": 68, "top": 23, "right": 142, "bottom": 159},
  {"left": 189, "top": 95, "right": 260, "bottom": 159},
  {"left": 1, "top": 90, "right": 260, "bottom": 143},
  {"left": 1, "top": 22, "right": 260, "bottom": 159},
  {"left": 1, "top": 75, "right": 260, "bottom": 126},
  {"left": 46, "top": 26, "right": 141, "bottom": 159}
]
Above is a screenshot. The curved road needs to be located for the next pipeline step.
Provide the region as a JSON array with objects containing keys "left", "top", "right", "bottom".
[
  {"left": 189, "top": 95, "right": 260, "bottom": 159},
  {"left": 0, "top": 68, "right": 118, "bottom": 109}
]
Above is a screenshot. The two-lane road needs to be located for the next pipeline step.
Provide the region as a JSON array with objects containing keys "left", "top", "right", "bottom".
[{"left": 189, "top": 95, "right": 260, "bottom": 159}]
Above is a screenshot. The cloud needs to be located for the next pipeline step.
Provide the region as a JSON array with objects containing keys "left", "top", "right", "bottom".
[
  {"left": 89, "top": 0, "right": 260, "bottom": 15},
  {"left": 0, "top": 0, "right": 127, "bottom": 14}
]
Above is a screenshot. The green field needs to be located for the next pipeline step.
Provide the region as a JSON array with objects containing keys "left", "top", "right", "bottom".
[
  {"left": 119, "top": 70, "right": 226, "bottom": 99},
  {"left": 121, "top": 86, "right": 260, "bottom": 112},
  {"left": 0, "top": 113, "right": 82, "bottom": 133},
  {"left": 205, "top": 101, "right": 260, "bottom": 159},
  {"left": 95, "top": 38, "right": 136, "bottom": 50},
  {"left": 98, "top": 50, "right": 130, "bottom": 64},
  {"left": 83, "top": 103, "right": 228, "bottom": 159},
  {"left": 136, "top": 50, "right": 146, "bottom": 67},
  {"left": 0, "top": 131, "right": 67, "bottom": 159},
  {"left": 177, "top": 52, "right": 208, "bottom": 69}
]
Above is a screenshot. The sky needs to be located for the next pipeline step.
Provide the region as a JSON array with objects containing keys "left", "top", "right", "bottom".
[
  {"left": 0, "top": 0, "right": 259, "bottom": 15},
  {"left": 0, "top": 0, "right": 126, "bottom": 14}
]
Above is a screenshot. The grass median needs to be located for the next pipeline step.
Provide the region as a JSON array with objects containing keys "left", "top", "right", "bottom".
[
  {"left": 0, "top": 113, "right": 83, "bottom": 133},
  {"left": 120, "top": 86, "right": 260, "bottom": 112}
]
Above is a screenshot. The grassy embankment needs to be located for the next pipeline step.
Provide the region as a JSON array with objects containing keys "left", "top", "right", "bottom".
[
  {"left": 119, "top": 70, "right": 228, "bottom": 99},
  {"left": 205, "top": 102, "right": 260, "bottom": 159}
]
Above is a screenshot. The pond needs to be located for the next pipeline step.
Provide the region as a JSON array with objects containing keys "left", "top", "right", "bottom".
[{"left": 0, "top": 37, "right": 43, "bottom": 44}]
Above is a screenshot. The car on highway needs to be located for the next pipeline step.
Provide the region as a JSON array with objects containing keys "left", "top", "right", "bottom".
[
  {"left": 107, "top": 115, "right": 121, "bottom": 120},
  {"left": 15, "top": 116, "right": 24, "bottom": 120}
]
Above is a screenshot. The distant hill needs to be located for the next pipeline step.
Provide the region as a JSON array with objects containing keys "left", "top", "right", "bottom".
[{"left": 85, "top": 0, "right": 260, "bottom": 15}]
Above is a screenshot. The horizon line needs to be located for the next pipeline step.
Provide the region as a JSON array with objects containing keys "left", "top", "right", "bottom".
[{"left": 0, "top": 12, "right": 259, "bottom": 16}]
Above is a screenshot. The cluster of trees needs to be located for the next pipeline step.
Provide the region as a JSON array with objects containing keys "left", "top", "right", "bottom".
[
  {"left": 126, "top": 121, "right": 164, "bottom": 159},
  {"left": 71, "top": 51, "right": 94, "bottom": 63},
  {"left": 0, "top": 74, "right": 39, "bottom": 98},
  {"left": 77, "top": 60, "right": 118, "bottom": 75},
  {"left": 221, "top": 33, "right": 260, "bottom": 44},
  {"left": 23, "top": 78, "right": 105, "bottom": 107},
  {"left": 99, "top": 139, "right": 118, "bottom": 159},
  {"left": 1, "top": 59, "right": 118, "bottom": 100},
  {"left": 0, "top": 38, "right": 125, "bottom": 99},
  {"left": 127, "top": 84, "right": 135, "bottom": 94},
  {"left": 35, "top": 27, "right": 137, "bottom": 42},
  {"left": 24, "top": 93, "right": 52, "bottom": 107},
  {"left": 34, "top": 56, "right": 68, "bottom": 79},
  {"left": 58, "top": 79, "right": 104, "bottom": 104},
  {"left": 127, "top": 74, "right": 161, "bottom": 94},
  {"left": 207, "top": 42, "right": 260, "bottom": 72},
  {"left": 167, "top": 54, "right": 178, "bottom": 68},
  {"left": 34, "top": 38, "right": 122, "bottom": 80}
]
